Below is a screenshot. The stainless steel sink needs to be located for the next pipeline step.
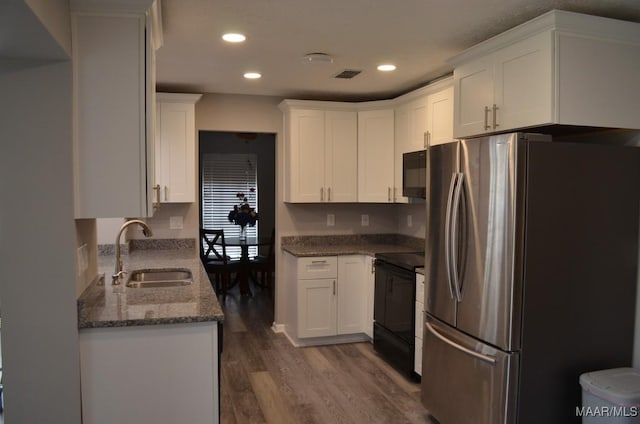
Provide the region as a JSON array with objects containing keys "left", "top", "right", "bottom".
[{"left": 126, "top": 268, "right": 193, "bottom": 288}]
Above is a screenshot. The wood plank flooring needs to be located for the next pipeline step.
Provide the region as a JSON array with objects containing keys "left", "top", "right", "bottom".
[{"left": 219, "top": 281, "right": 434, "bottom": 423}]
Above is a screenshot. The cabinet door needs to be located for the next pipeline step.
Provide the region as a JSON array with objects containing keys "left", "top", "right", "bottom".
[
  {"left": 493, "top": 31, "right": 553, "bottom": 131},
  {"left": 325, "top": 111, "right": 358, "bottom": 202},
  {"left": 393, "top": 104, "right": 410, "bottom": 203},
  {"left": 365, "top": 256, "right": 376, "bottom": 339},
  {"left": 426, "top": 86, "right": 454, "bottom": 146},
  {"left": 156, "top": 99, "right": 197, "bottom": 203},
  {"left": 287, "top": 109, "right": 325, "bottom": 202},
  {"left": 409, "top": 97, "right": 429, "bottom": 151},
  {"left": 453, "top": 56, "right": 494, "bottom": 138},
  {"left": 337, "top": 256, "right": 366, "bottom": 335},
  {"left": 73, "top": 12, "right": 155, "bottom": 218},
  {"left": 358, "top": 109, "right": 395, "bottom": 202},
  {"left": 298, "top": 278, "right": 337, "bottom": 338}
]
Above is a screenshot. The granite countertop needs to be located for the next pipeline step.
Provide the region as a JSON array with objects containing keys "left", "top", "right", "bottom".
[
  {"left": 281, "top": 234, "right": 425, "bottom": 257},
  {"left": 78, "top": 249, "right": 224, "bottom": 329}
]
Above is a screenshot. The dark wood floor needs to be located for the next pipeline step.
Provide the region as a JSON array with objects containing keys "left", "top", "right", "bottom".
[{"left": 219, "top": 280, "right": 433, "bottom": 423}]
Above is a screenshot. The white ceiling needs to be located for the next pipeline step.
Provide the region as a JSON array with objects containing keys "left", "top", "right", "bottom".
[{"left": 156, "top": 0, "right": 640, "bottom": 101}]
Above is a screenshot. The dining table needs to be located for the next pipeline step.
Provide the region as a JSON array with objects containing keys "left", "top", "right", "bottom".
[{"left": 223, "top": 235, "right": 272, "bottom": 296}]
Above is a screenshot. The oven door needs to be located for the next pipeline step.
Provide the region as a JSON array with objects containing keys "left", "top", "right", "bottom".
[{"left": 374, "top": 261, "right": 415, "bottom": 342}]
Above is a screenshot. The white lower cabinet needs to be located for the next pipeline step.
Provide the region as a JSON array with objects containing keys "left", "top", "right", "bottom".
[
  {"left": 364, "top": 255, "right": 376, "bottom": 339},
  {"left": 337, "top": 255, "right": 367, "bottom": 334},
  {"left": 296, "top": 255, "right": 367, "bottom": 339},
  {"left": 414, "top": 272, "right": 425, "bottom": 376},
  {"left": 298, "top": 278, "right": 338, "bottom": 338},
  {"left": 80, "top": 322, "right": 220, "bottom": 424}
]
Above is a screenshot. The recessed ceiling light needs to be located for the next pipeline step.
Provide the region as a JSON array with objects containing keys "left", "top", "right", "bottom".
[
  {"left": 222, "top": 33, "right": 246, "bottom": 43},
  {"left": 244, "top": 72, "right": 261, "bottom": 79},
  {"left": 377, "top": 64, "right": 396, "bottom": 72}
]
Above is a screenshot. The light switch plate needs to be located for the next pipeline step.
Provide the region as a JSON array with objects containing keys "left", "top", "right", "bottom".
[
  {"left": 327, "top": 214, "right": 335, "bottom": 226},
  {"left": 361, "top": 214, "right": 369, "bottom": 226},
  {"left": 169, "top": 216, "right": 184, "bottom": 230}
]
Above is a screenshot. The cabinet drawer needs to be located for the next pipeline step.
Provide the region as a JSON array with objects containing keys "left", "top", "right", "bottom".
[{"left": 297, "top": 256, "right": 337, "bottom": 279}]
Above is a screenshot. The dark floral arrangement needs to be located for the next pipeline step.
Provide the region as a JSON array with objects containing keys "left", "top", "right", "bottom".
[{"left": 228, "top": 190, "right": 258, "bottom": 227}]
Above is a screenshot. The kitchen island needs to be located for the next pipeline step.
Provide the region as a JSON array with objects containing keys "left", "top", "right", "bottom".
[{"left": 78, "top": 247, "right": 223, "bottom": 424}]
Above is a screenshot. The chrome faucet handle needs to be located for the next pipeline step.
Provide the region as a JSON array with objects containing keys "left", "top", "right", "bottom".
[{"left": 112, "top": 270, "right": 128, "bottom": 285}]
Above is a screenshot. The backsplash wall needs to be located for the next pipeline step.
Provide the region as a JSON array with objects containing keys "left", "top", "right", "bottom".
[{"left": 280, "top": 202, "right": 426, "bottom": 239}]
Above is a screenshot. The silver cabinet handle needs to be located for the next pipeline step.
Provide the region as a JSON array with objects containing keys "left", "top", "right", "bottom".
[
  {"left": 164, "top": 185, "right": 168, "bottom": 201},
  {"left": 328, "top": 187, "right": 331, "bottom": 202},
  {"left": 388, "top": 187, "right": 392, "bottom": 202},
  {"left": 484, "top": 106, "right": 491, "bottom": 130},
  {"left": 320, "top": 187, "right": 324, "bottom": 202},
  {"left": 492, "top": 104, "right": 499, "bottom": 129},
  {"left": 333, "top": 280, "right": 336, "bottom": 295},
  {"left": 153, "top": 184, "right": 161, "bottom": 211},
  {"left": 424, "top": 131, "right": 430, "bottom": 148},
  {"left": 311, "top": 260, "right": 327, "bottom": 264},
  {"left": 426, "top": 321, "right": 497, "bottom": 365},
  {"left": 371, "top": 259, "right": 375, "bottom": 273}
]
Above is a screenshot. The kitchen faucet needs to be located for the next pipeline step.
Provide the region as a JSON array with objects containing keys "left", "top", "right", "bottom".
[{"left": 112, "top": 219, "right": 153, "bottom": 284}]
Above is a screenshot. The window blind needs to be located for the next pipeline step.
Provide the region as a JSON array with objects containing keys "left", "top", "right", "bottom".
[{"left": 201, "top": 153, "right": 258, "bottom": 259}]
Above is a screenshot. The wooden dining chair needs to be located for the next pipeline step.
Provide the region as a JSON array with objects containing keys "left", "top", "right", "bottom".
[
  {"left": 249, "top": 228, "right": 275, "bottom": 295},
  {"left": 200, "top": 229, "right": 241, "bottom": 298}
]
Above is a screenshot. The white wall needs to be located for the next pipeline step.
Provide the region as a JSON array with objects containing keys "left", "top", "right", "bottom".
[
  {"left": 24, "top": 0, "right": 71, "bottom": 55},
  {"left": 0, "top": 60, "right": 81, "bottom": 423},
  {"left": 0, "top": 2, "right": 81, "bottom": 422}
]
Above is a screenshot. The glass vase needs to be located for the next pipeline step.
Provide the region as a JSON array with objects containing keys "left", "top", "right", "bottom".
[{"left": 239, "top": 225, "right": 247, "bottom": 241}]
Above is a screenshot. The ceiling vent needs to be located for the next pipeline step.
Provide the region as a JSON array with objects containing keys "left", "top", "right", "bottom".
[{"left": 334, "top": 69, "right": 362, "bottom": 79}]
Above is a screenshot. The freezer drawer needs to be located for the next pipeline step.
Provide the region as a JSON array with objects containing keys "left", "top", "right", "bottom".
[{"left": 421, "top": 316, "right": 519, "bottom": 424}]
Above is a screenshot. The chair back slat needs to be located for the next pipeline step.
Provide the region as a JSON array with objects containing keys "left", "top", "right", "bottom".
[{"left": 200, "top": 229, "right": 228, "bottom": 264}]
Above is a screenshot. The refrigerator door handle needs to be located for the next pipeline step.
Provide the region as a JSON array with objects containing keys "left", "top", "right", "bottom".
[
  {"left": 444, "top": 172, "right": 458, "bottom": 300},
  {"left": 450, "top": 172, "right": 465, "bottom": 302},
  {"left": 425, "top": 321, "right": 497, "bottom": 365}
]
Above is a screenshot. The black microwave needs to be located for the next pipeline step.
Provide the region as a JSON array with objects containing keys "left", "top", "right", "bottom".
[{"left": 402, "top": 149, "right": 426, "bottom": 199}]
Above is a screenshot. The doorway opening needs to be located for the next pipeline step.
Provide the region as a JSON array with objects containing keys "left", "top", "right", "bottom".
[{"left": 198, "top": 130, "right": 276, "bottom": 304}]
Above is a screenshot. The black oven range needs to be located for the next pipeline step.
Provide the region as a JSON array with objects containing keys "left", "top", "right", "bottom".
[{"left": 373, "top": 251, "right": 424, "bottom": 381}]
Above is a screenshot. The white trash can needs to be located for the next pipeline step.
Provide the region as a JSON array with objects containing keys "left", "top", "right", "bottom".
[{"left": 579, "top": 368, "right": 640, "bottom": 423}]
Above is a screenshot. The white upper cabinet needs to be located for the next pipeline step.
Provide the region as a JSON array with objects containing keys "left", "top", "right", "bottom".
[
  {"left": 450, "top": 10, "right": 640, "bottom": 138},
  {"left": 358, "top": 108, "right": 395, "bottom": 203},
  {"left": 155, "top": 93, "right": 202, "bottom": 203},
  {"left": 394, "top": 96, "right": 428, "bottom": 203},
  {"left": 394, "top": 80, "right": 454, "bottom": 203},
  {"left": 453, "top": 31, "right": 552, "bottom": 138},
  {"left": 280, "top": 101, "right": 358, "bottom": 203},
  {"left": 325, "top": 111, "right": 359, "bottom": 202},
  {"left": 426, "top": 85, "right": 454, "bottom": 146},
  {"left": 71, "top": 0, "right": 162, "bottom": 218}
]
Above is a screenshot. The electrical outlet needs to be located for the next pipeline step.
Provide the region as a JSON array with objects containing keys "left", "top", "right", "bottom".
[
  {"left": 327, "top": 214, "right": 335, "bottom": 226},
  {"left": 361, "top": 214, "right": 369, "bottom": 226},
  {"left": 407, "top": 214, "right": 413, "bottom": 227},
  {"left": 169, "top": 216, "right": 184, "bottom": 230}
]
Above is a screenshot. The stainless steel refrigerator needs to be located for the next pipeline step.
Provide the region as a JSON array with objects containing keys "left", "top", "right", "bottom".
[{"left": 421, "top": 132, "right": 640, "bottom": 424}]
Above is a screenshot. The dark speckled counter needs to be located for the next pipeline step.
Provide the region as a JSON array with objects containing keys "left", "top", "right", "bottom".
[
  {"left": 281, "top": 233, "right": 424, "bottom": 257},
  {"left": 78, "top": 248, "right": 224, "bottom": 329}
]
